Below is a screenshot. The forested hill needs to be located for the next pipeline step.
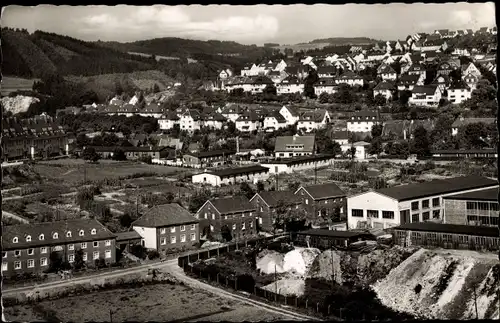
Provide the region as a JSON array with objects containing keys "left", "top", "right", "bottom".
[
  {"left": 1, "top": 28, "right": 276, "bottom": 79},
  {"left": 308, "top": 37, "right": 380, "bottom": 45}
]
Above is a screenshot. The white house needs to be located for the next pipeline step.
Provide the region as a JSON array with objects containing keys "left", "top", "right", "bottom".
[
  {"left": 347, "top": 111, "right": 380, "bottom": 133},
  {"left": 180, "top": 109, "right": 202, "bottom": 132},
  {"left": 140, "top": 103, "right": 166, "bottom": 118},
  {"left": 276, "top": 77, "right": 304, "bottom": 94},
  {"left": 463, "top": 73, "right": 479, "bottom": 91},
  {"left": 409, "top": 84, "right": 442, "bottom": 107},
  {"left": 274, "top": 135, "right": 315, "bottom": 158},
  {"left": 235, "top": 111, "right": 261, "bottom": 132},
  {"left": 158, "top": 112, "right": 180, "bottom": 130},
  {"left": 447, "top": 81, "right": 471, "bottom": 105},
  {"left": 397, "top": 74, "right": 423, "bottom": 91},
  {"left": 373, "top": 81, "right": 396, "bottom": 101},
  {"left": 261, "top": 155, "right": 336, "bottom": 175},
  {"left": 203, "top": 112, "right": 226, "bottom": 130},
  {"left": 462, "top": 62, "right": 481, "bottom": 78},
  {"left": 335, "top": 71, "right": 364, "bottom": 87},
  {"left": 192, "top": 165, "right": 270, "bottom": 187},
  {"left": 297, "top": 109, "right": 331, "bottom": 133},
  {"left": 219, "top": 69, "right": 233, "bottom": 79},
  {"left": 377, "top": 65, "right": 397, "bottom": 81},
  {"left": 314, "top": 78, "right": 338, "bottom": 95},
  {"left": 317, "top": 66, "right": 337, "bottom": 78},
  {"left": 407, "top": 64, "right": 427, "bottom": 80},
  {"left": 346, "top": 176, "right": 498, "bottom": 230},
  {"left": 221, "top": 105, "right": 246, "bottom": 123},
  {"left": 331, "top": 130, "right": 349, "bottom": 146},
  {"left": 341, "top": 141, "right": 370, "bottom": 160},
  {"left": 279, "top": 105, "right": 301, "bottom": 126},
  {"left": 263, "top": 111, "right": 288, "bottom": 132},
  {"left": 241, "top": 64, "right": 259, "bottom": 77}
]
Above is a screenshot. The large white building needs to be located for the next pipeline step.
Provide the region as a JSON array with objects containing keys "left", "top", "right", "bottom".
[
  {"left": 347, "top": 176, "right": 498, "bottom": 230},
  {"left": 191, "top": 165, "right": 270, "bottom": 187},
  {"left": 346, "top": 111, "right": 381, "bottom": 133}
]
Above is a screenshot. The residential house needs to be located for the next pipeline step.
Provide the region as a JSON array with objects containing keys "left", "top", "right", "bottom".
[
  {"left": 397, "top": 74, "right": 423, "bottom": 91},
  {"left": 241, "top": 64, "right": 258, "bottom": 77},
  {"left": 86, "top": 146, "right": 170, "bottom": 160},
  {"left": 447, "top": 81, "right": 472, "bottom": 104},
  {"left": 317, "top": 66, "right": 337, "bottom": 78},
  {"left": 295, "top": 183, "right": 347, "bottom": 227},
  {"left": 276, "top": 76, "right": 304, "bottom": 94},
  {"left": 314, "top": 78, "right": 338, "bottom": 96},
  {"left": 279, "top": 105, "right": 301, "bottom": 126},
  {"left": 140, "top": 103, "right": 166, "bottom": 118},
  {"left": 409, "top": 84, "right": 442, "bottom": 107},
  {"left": 377, "top": 65, "right": 398, "bottom": 81},
  {"left": 274, "top": 135, "right": 315, "bottom": 158},
  {"left": 451, "top": 117, "right": 497, "bottom": 136},
  {"left": 341, "top": 141, "right": 371, "bottom": 160},
  {"left": 2, "top": 115, "right": 69, "bottom": 161},
  {"left": 251, "top": 76, "right": 274, "bottom": 94},
  {"left": 373, "top": 81, "right": 396, "bottom": 101},
  {"left": 132, "top": 204, "right": 199, "bottom": 254},
  {"left": 267, "top": 70, "right": 286, "bottom": 84},
  {"left": 203, "top": 112, "right": 226, "bottom": 130},
  {"left": 407, "top": 64, "right": 427, "bottom": 80},
  {"left": 182, "top": 150, "right": 236, "bottom": 168},
  {"left": 347, "top": 176, "right": 498, "bottom": 230},
  {"left": 437, "top": 61, "right": 459, "bottom": 76},
  {"left": 221, "top": 104, "right": 246, "bottom": 123},
  {"left": 219, "top": 69, "right": 233, "bottom": 79},
  {"left": 2, "top": 219, "right": 116, "bottom": 277},
  {"left": 461, "top": 62, "right": 481, "bottom": 78},
  {"left": 180, "top": 109, "right": 202, "bottom": 132},
  {"left": 335, "top": 71, "right": 364, "bottom": 87},
  {"left": 347, "top": 111, "right": 381, "bottom": 133},
  {"left": 235, "top": 111, "right": 261, "bottom": 132},
  {"left": 249, "top": 191, "right": 303, "bottom": 231},
  {"left": 261, "top": 155, "right": 335, "bottom": 175},
  {"left": 263, "top": 111, "right": 288, "bottom": 132},
  {"left": 195, "top": 196, "right": 258, "bottom": 241},
  {"left": 462, "top": 73, "right": 479, "bottom": 91},
  {"left": 443, "top": 187, "right": 499, "bottom": 227},
  {"left": 331, "top": 130, "right": 349, "bottom": 146},
  {"left": 191, "top": 165, "right": 270, "bottom": 187},
  {"left": 297, "top": 109, "right": 331, "bottom": 133},
  {"left": 158, "top": 136, "right": 183, "bottom": 150},
  {"left": 431, "top": 74, "right": 451, "bottom": 93}
]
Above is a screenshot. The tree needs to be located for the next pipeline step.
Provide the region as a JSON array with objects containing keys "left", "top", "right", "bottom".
[
  {"left": 399, "top": 90, "right": 412, "bottom": 106},
  {"left": 48, "top": 251, "right": 63, "bottom": 273},
  {"left": 119, "top": 212, "right": 134, "bottom": 228},
  {"left": 189, "top": 189, "right": 212, "bottom": 213},
  {"left": 333, "top": 84, "right": 356, "bottom": 104},
  {"left": 368, "top": 137, "right": 383, "bottom": 156},
  {"left": 221, "top": 224, "right": 233, "bottom": 242},
  {"left": 200, "top": 135, "right": 210, "bottom": 152},
  {"left": 348, "top": 146, "right": 357, "bottom": 160},
  {"left": 112, "top": 148, "right": 126, "bottom": 161},
  {"left": 457, "top": 122, "right": 489, "bottom": 149},
  {"left": 239, "top": 182, "right": 255, "bottom": 200},
  {"left": 153, "top": 83, "right": 161, "bottom": 93},
  {"left": 374, "top": 94, "right": 387, "bottom": 106},
  {"left": 304, "top": 67, "right": 319, "bottom": 99},
  {"left": 263, "top": 84, "right": 277, "bottom": 96},
  {"left": 371, "top": 124, "right": 383, "bottom": 139},
  {"left": 82, "top": 147, "right": 100, "bottom": 163},
  {"left": 318, "top": 92, "right": 330, "bottom": 104},
  {"left": 331, "top": 141, "right": 342, "bottom": 158},
  {"left": 288, "top": 181, "right": 301, "bottom": 192},
  {"left": 411, "top": 125, "right": 431, "bottom": 157},
  {"left": 74, "top": 249, "right": 85, "bottom": 271},
  {"left": 256, "top": 181, "right": 265, "bottom": 192}
]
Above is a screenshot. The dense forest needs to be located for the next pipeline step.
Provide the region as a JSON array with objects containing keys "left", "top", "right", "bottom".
[{"left": 309, "top": 37, "right": 380, "bottom": 45}]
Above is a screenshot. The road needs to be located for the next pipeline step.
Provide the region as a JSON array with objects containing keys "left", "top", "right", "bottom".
[{"left": 4, "top": 258, "right": 322, "bottom": 321}]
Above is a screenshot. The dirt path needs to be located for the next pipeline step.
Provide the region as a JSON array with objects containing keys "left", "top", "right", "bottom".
[{"left": 61, "top": 169, "right": 76, "bottom": 176}]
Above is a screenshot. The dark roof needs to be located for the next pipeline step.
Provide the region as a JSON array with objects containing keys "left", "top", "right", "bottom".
[
  {"left": 299, "top": 183, "right": 346, "bottom": 199},
  {"left": 2, "top": 115, "right": 66, "bottom": 140},
  {"left": 86, "top": 146, "right": 167, "bottom": 153},
  {"left": 265, "top": 111, "right": 287, "bottom": 123},
  {"left": 299, "top": 110, "right": 328, "bottom": 122},
  {"left": 378, "top": 65, "right": 396, "bottom": 74},
  {"left": 444, "top": 187, "right": 498, "bottom": 201},
  {"left": 412, "top": 85, "right": 438, "bottom": 95},
  {"left": 252, "top": 191, "right": 302, "bottom": 207},
  {"left": 236, "top": 110, "right": 261, "bottom": 122},
  {"left": 374, "top": 81, "right": 396, "bottom": 91},
  {"left": 432, "top": 149, "right": 497, "bottom": 155},
  {"left": 263, "top": 154, "right": 335, "bottom": 166},
  {"left": 393, "top": 222, "right": 499, "bottom": 238},
  {"left": 2, "top": 219, "right": 116, "bottom": 250},
  {"left": 187, "top": 149, "right": 236, "bottom": 159},
  {"left": 132, "top": 203, "right": 198, "bottom": 227},
  {"left": 274, "top": 135, "right": 315, "bottom": 152},
  {"left": 209, "top": 196, "right": 255, "bottom": 214},
  {"left": 376, "top": 176, "right": 498, "bottom": 201},
  {"left": 207, "top": 165, "right": 270, "bottom": 178},
  {"left": 297, "top": 229, "right": 376, "bottom": 239},
  {"left": 331, "top": 130, "right": 349, "bottom": 140},
  {"left": 399, "top": 74, "right": 420, "bottom": 85},
  {"left": 115, "top": 230, "right": 142, "bottom": 241}
]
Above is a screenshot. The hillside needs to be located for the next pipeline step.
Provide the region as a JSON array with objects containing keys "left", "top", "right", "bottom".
[{"left": 309, "top": 37, "right": 380, "bottom": 45}]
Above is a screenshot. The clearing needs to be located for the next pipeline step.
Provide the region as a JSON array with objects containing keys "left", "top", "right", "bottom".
[
  {"left": 1, "top": 76, "right": 38, "bottom": 96},
  {"left": 3, "top": 282, "right": 288, "bottom": 322}
]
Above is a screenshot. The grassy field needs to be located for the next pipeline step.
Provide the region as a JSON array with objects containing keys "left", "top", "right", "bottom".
[
  {"left": 3, "top": 283, "right": 288, "bottom": 322},
  {"left": 1, "top": 76, "right": 38, "bottom": 96}
]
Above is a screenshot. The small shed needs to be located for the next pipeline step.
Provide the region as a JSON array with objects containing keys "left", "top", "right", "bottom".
[
  {"left": 295, "top": 229, "right": 376, "bottom": 250},
  {"left": 115, "top": 230, "right": 142, "bottom": 253}
]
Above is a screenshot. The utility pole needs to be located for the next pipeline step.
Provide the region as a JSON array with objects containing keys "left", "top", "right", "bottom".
[
  {"left": 331, "top": 249, "right": 335, "bottom": 288},
  {"left": 473, "top": 284, "right": 478, "bottom": 319},
  {"left": 275, "top": 263, "right": 278, "bottom": 294}
]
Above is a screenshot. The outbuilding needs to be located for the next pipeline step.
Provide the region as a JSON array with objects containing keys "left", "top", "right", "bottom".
[{"left": 191, "top": 165, "right": 270, "bottom": 187}]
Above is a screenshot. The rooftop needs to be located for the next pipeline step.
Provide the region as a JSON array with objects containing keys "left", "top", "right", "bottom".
[
  {"left": 251, "top": 191, "right": 302, "bottom": 207},
  {"left": 274, "top": 135, "right": 315, "bottom": 152},
  {"left": 132, "top": 203, "right": 198, "bottom": 228},
  {"left": 206, "top": 165, "right": 270, "bottom": 178},
  {"left": 443, "top": 187, "right": 498, "bottom": 201},
  {"left": 298, "top": 182, "right": 346, "bottom": 200},
  {"left": 394, "top": 222, "right": 499, "bottom": 238},
  {"left": 209, "top": 196, "right": 255, "bottom": 214},
  {"left": 297, "top": 229, "right": 376, "bottom": 239}
]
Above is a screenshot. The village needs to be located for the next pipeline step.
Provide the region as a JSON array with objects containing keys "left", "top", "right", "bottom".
[{"left": 1, "top": 11, "right": 499, "bottom": 322}]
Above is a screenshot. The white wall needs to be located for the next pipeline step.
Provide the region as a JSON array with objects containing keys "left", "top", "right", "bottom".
[
  {"left": 133, "top": 226, "right": 157, "bottom": 249},
  {"left": 347, "top": 121, "right": 376, "bottom": 132},
  {"left": 158, "top": 119, "right": 178, "bottom": 130},
  {"left": 347, "top": 192, "right": 400, "bottom": 230},
  {"left": 192, "top": 173, "right": 220, "bottom": 186}
]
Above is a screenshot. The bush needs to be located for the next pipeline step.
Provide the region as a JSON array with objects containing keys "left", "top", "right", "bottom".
[
  {"left": 147, "top": 250, "right": 160, "bottom": 260},
  {"left": 130, "top": 245, "right": 147, "bottom": 259}
]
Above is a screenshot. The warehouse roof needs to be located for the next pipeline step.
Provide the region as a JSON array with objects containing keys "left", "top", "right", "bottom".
[
  {"left": 394, "top": 222, "right": 499, "bottom": 238},
  {"left": 205, "top": 165, "right": 270, "bottom": 178},
  {"left": 443, "top": 187, "right": 499, "bottom": 201},
  {"left": 132, "top": 203, "right": 198, "bottom": 228},
  {"left": 297, "top": 182, "right": 346, "bottom": 200},
  {"left": 297, "top": 229, "right": 376, "bottom": 239}
]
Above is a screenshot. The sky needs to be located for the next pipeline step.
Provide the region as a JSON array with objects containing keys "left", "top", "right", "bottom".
[{"left": 1, "top": 3, "right": 496, "bottom": 45}]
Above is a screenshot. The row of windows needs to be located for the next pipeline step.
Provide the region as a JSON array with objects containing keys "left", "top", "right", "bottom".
[
  {"left": 352, "top": 209, "right": 394, "bottom": 219},
  {"left": 467, "top": 215, "right": 499, "bottom": 226},
  {"left": 199, "top": 212, "right": 253, "bottom": 220},
  {"left": 3, "top": 240, "right": 111, "bottom": 258},
  {"left": 466, "top": 202, "right": 499, "bottom": 212},
  {"left": 407, "top": 232, "right": 499, "bottom": 246},
  {"left": 411, "top": 210, "right": 440, "bottom": 222},
  {"left": 159, "top": 224, "right": 195, "bottom": 234},
  {"left": 11, "top": 229, "right": 99, "bottom": 243},
  {"left": 2, "top": 251, "right": 112, "bottom": 271},
  {"left": 411, "top": 198, "right": 440, "bottom": 211},
  {"left": 209, "top": 221, "right": 254, "bottom": 232},
  {"left": 160, "top": 233, "right": 197, "bottom": 245}
]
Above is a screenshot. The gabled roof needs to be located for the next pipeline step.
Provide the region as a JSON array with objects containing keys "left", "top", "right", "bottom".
[
  {"left": 203, "top": 165, "right": 270, "bottom": 178},
  {"left": 265, "top": 111, "right": 287, "bottom": 123},
  {"left": 375, "top": 176, "right": 498, "bottom": 202},
  {"left": 253, "top": 75, "right": 274, "bottom": 85},
  {"left": 204, "top": 112, "right": 226, "bottom": 122},
  {"left": 274, "top": 135, "right": 315, "bottom": 152},
  {"left": 412, "top": 84, "right": 439, "bottom": 95},
  {"left": 378, "top": 65, "right": 396, "bottom": 74},
  {"left": 299, "top": 109, "right": 329, "bottom": 122},
  {"left": 448, "top": 80, "right": 470, "bottom": 90},
  {"left": 282, "top": 105, "right": 301, "bottom": 117},
  {"left": 394, "top": 222, "right": 499, "bottom": 238},
  {"left": 317, "top": 65, "right": 337, "bottom": 74},
  {"left": 236, "top": 110, "right": 261, "bottom": 122},
  {"left": 297, "top": 183, "right": 346, "bottom": 200},
  {"left": 208, "top": 196, "right": 256, "bottom": 214},
  {"left": 398, "top": 74, "right": 421, "bottom": 85},
  {"left": 186, "top": 149, "right": 236, "bottom": 159},
  {"left": 374, "top": 81, "right": 396, "bottom": 91},
  {"left": 221, "top": 104, "right": 247, "bottom": 115},
  {"left": 408, "top": 64, "right": 425, "bottom": 73},
  {"left": 338, "top": 70, "right": 362, "bottom": 80},
  {"left": 2, "top": 219, "right": 116, "bottom": 250},
  {"left": 132, "top": 203, "right": 198, "bottom": 227},
  {"left": 251, "top": 191, "right": 302, "bottom": 207}
]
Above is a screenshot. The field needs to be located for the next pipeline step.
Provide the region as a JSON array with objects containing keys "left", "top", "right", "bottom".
[
  {"left": 3, "top": 283, "right": 288, "bottom": 322},
  {"left": 1, "top": 76, "right": 38, "bottom": 96}
]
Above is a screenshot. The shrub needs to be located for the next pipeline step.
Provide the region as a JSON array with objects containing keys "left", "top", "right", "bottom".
[{"left": 147, "top": 250, "right": 160, "bottom": 260}]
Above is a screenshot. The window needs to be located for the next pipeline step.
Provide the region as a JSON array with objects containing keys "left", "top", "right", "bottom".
[
  {"left": 26, "top": 235, "right": 32, "bottom": 242},
  {"left": 160, "top": 237, "right": 167, "bottom": 245},
  {"left": 232, "top": 224, "right": 237, "bottom": 230},
  {"left": 190, "top": 233, "right": 196, "bottom": 241},
  {"left": 171, "top": 236, "right": 177, "bottom": 244},
  {"left": 422, "top": 200, "right": 429, "bottom": 209},
  {"left": 28, "top": 248, "right": 34, "bottom": 255},
  {"left": 180, "top": 234, "right": 186, "bottom": 243},
  {"left": 2, "top": 252, "right": 6, "bottom": 258},
  {"left": 250, "top": 221, "right": 253, "bottom": 228},
  {"left": 93, "top": 251, "right": 99, "bottom": 260},
  {"left": 191, "top": 224, "right": 196, "bottom": 230},
  {"left": 15, "top": 250, "right": 21, "bottom": 257},
  {"left": 66, "top": 231, "right": 72, "bottom": 238},
  {"left": 93, "top": 241, "right": 99, "bottom": 248},
  {"left": 242, "top": 223, "right": 246, "bottom": 230},
  {"left": 422, "top": 212, "right": 430, "bottom": 221},
  {"left": 2, "top": 262, "right": 8, "bottom": 271},
  {"left": 260, "top": 207, "right": 263, "bottom": 212},
  {"left": 39, "top": 234, "right": 45, "bottom": 241},
  {"left": 305, "top": 199, "right": 309, "bottom": 205},
  {"left": 180, "top": 225, "right": 186, "bottom": 232},
  {"left": 411, "top": 201, "right": 419, "bottom": 211},
  {"left": 367, "top": 210, "right": 379, "bottom": 218},
  {"left": 79, "top": 230, "right": 84, "bottom": 236},
  {"left": 382, "top": 211, "right": 395, "bottom": 219},
  {"left": 411, "top": 214, "right": 420, "bottom": 223},
  {"left": 81, "top": 243, "right": 87, "bottom": 249},
  {"left": 14, "top": 261, "right": 21, "bottom": 270},
  {"left": 82, "top": 253, "right": 87, "bottom": 261},
  {"left": 105, "top": 240, "right": 111, "bottom": 246},
  {"left": 204, "top": 212, "right": 207, "bottom": 219},
  {"left": 68, "top": 254, "right": 75, "bottom": 263},
  {"left": 433, "top": 210, "right": 441, "bottom": 219},
  {"left": 91, "top": 229, "right": 96, "bottom": 235},
  {"left": 105, "top": 250, "right": 112, "bottom": 259},
  {"left": 242, "top": 213, "right": 245, "bottom": 218},
  {"left": 352, "top": 209, "right": 364, "bottom": 218},
  {"left": 12, "top": 237, "right": 18, "bottom": 243},
  {"left": 170, "top": 227, "right": 176, "bottom": 233},
  {"left": 432, "top": 198, "right": 440, "bottom": 207},
  {"left": 212, "top": 213, "right": 215, "bottom": 220},
  {"left": 224, "top": 215, "right": 228, "bottom": 220},
  {"left": 160, "top": 228, "right": 166, "bottom": 234},
  {"left": 68, "top": 244, "right": 75, "bottom": 251},
  {"left": 53, "top": 233, "right": 59, "bottom": 239}
]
